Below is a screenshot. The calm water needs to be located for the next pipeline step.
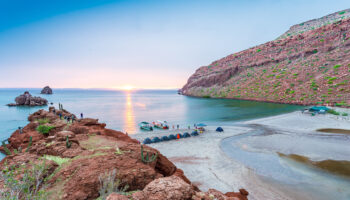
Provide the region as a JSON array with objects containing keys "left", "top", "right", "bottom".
[{"left": 0, "top": 88, "right": 301, "bottom": 150}]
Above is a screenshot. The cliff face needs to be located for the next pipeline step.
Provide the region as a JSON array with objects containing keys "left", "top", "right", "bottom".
[
  {"left": 182, "top": 12, "right": 350, "bottom": 107},
  {"left": 0, "top": 107, "right": 248, "bottom": 200}
]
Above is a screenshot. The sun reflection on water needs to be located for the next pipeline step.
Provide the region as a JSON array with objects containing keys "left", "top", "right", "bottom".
[{"left": 123, "top": 92, "right": 136, "bottom": 134}]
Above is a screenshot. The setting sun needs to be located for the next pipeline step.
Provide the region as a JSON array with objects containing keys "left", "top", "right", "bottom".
[{"left": 119, "top": 85, "right": 134, "bottom": 91}]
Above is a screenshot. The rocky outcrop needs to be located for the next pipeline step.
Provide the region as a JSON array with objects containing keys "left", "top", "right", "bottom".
[
  {"left": 0, "top": 108, "right": 248, "bottom": 200},
  {"left": 7, "top": 91, "right": 48, "bottom": 106},
  {"left": 182, "top": 11, "right": 350, "bottom": 107},
  {"left": 41, "top": 86, "right": 53, "bottom": 94},
  {"left": 278, "top": 9, "right": 350, "bottom": 39}
]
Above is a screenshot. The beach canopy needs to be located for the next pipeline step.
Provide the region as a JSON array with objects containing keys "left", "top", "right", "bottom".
[
  {"left": 216, "top": 127, "right": 224, "bottom": 132},
  {"left": 161, "top": 136, "right": 169, "bottom": 141},
  {"left": 309, "top": 106, "right": 329, "bottom": 112},
  {"left": 196, "top": 123, "right": 207, "bottom": 127},
  {"left": 152, "top": 137, "right": 161, "bottom": 143},
  {"left": 191, "top": 130, "right": 199, "bottom": 136},
  {"left": 143, "top": 138, "right": 152, "bottom": 144},
  {"left": 168, "top": 134, "right": 176, "bottom": 140},
  {"left": 182, "top": 132, "right": 191, "bottom": 138}
]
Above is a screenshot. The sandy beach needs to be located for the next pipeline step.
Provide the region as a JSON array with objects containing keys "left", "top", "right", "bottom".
[{"left": 131, "top": 108, "right": 350, "bottom": 200}]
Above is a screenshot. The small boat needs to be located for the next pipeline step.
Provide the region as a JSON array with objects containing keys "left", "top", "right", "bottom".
[
  {"left": 139, "top": 122, "right": 153, "bottom": 131},
  {"left": 153, "top": 120, "right": 169, "bottom": 129}
]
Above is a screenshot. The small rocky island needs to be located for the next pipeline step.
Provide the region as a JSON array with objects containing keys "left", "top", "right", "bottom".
[
  {"left": 41, "top": 86, "right": 53, "bottom": 94},
  {"left": 7, "top": 91, "right": 48, "bottom": 106}
]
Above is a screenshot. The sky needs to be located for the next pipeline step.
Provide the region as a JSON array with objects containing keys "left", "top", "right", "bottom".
[{"left": 0, "top": 0, "right": 349, "bottom": 89}]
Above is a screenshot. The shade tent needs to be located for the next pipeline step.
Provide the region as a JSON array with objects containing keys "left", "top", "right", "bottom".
[
  {"left": 216, "top": 127, "right": 224, "bottom": 132},
  {"left": 196, "top": 123, "right": 207, "bottom": 127}
]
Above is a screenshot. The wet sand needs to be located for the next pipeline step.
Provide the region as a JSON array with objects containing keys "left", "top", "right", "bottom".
[
  {"left": 132, "top": 126, "right": 303, "bottom": 200},
  {"left": 317, "top": 128, "right": 350, "bottom": 134},
  {"left": 131, "top": 108, "right": 350, "bottom": 200}
]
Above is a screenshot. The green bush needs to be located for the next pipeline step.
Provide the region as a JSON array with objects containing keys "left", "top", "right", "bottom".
[
  {"left": 37, "top": 118, "right": 50, "bottom": 125},
  {"left": 43, "top": 155, "right": 70, "bottom": 166},
  {"left": 98, "top": 169, "right": 129, "bottom": 200},
  {"left": 327, "top": 109, "right": 340, "bottom": 115},
  {"left": 36, "top": 125, "right": 55, "bottom": 135},
  {"left": 342, "top": 113, "right": 348, "bottom": 116},
  {"left": 333, "top": 65, "right": 341, "bottom": 69},
  {"left": 0, "top": 160, "right": 50, "bottom": 200}
]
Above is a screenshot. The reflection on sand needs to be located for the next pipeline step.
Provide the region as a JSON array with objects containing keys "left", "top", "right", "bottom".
[{"left": 123, "top": 92, "right": 136, "bottom": 133}]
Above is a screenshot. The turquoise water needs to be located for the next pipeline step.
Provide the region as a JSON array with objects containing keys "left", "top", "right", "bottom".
[{"left": 0, "top": 88, "right": 302, "bottom": 159}]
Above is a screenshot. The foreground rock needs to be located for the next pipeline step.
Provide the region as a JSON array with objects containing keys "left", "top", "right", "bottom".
[
  {"left": 41, "top": 86, "right": 53, "bottom": 94},
  {"left": 181, "top": 10, "right": 350, "bottom": 107},
  {"left": 0, "top": 108, "right": 248, "bottom": 200},
  {"left": 7, "top": 91, "right": 48, "bottom": 106}
]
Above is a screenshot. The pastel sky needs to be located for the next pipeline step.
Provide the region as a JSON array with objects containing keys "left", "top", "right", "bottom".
[{"left": 0, "top": 0, "right": 349, "bottom": 89}]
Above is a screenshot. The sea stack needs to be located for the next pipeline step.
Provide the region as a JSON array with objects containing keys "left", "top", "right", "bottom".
[
  {"left": 41, "top": 86, "right": 53, "bottom": 94},
  {"left": 7, "top": 91, "right": 48, "bottom": 106}
]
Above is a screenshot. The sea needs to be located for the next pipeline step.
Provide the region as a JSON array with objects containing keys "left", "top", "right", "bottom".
[
  {"left": 1, "top": 89, "right": 350, "bottom": 199},
  {"left": 0, "top": 88, "right": 301, "bottom": 158}
]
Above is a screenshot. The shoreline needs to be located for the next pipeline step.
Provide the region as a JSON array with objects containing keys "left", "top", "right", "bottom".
[
  {"left": 131, "top": 108, "right": 350, "bottom": 200},
  {"left": 181, "top": 94, "right": 350, "bottom": 108}
]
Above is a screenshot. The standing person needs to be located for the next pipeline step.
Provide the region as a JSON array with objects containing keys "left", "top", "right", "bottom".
[
  {"left": 59, "top": 113, "right": 62, "bottom": 119},
  {"left": 80, "top": 113, "right": 84, "bottom": 119},
  {"left": 71, "top": 115, "right": 75, "bottom": 123},
  {"left": 188, "top": 125, "right": 190, "bottom": 130},
  {"left": 172, "top": 125, "right": 174, "bottom": 130},
  {"left": 177, "top": 124, "right": 179, "bottom": 129}
]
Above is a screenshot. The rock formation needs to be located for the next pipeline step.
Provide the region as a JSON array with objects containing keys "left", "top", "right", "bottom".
[
  {"left": 7, "top": 91, "right": 48, "bottom": 106},
  {"left": 181, "top": 10, "right": 350, "bottom": 107},
  {"left": 41, "top": 86, "right": 53, "bottom": 94},
  {"left": 0, "top": 107, "right": 248, "bottom": 200}
]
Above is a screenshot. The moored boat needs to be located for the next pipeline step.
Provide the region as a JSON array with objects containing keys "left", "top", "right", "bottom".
[
  {"left": 139, "top": 122, "right": 153, "bottom": 131},
  {"left": 153, "top": 120, "right": 169, "bottom": 129}
]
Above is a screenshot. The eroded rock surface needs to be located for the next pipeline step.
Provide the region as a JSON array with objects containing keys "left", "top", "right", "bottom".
[
  {"left": 41, "top": 86, "right": 53, "bottom": 94},
  {"left": 182, "top": 13, "right": 350, "bottom": 107},
  {"left": 7, "top": 91, "right": 48, "bottom": 106},
  {"left": 0, "top": 108, "right": 248, "bottom": 200}
]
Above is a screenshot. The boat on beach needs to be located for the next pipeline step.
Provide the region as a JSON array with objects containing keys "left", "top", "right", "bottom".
[
  {"left": 139, "top": 122, "right": 153, "bottom": 131},
  {"left": 153, "top": 120, "right": 169, "bottom": 129}
]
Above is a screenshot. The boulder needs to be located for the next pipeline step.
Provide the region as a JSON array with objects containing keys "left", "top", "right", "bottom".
[
  {"left": 41, "top": 86, "right": 53, "bottom": 94},
  {"left": 142, "top": 175, "right": 195, "bottom": 200},
  {"left": 7, "top": 91, "right": 48, "bottom": 107}
]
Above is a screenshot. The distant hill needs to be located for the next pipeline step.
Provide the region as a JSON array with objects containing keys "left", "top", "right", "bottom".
[{"left": 181, "top": 9, "right": 350, "bottom": 107}]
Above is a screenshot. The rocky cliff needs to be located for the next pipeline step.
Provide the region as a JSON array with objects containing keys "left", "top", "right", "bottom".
[
  {"left": 182, "top": 11, "right": 350, "bottom": 107},
  {"left": 41, "top": 86, "right": 53, "bottom": 94},
  {"left": 0, "top": 107, "right": 248, "bottom": 200},
  {"left": 7, "top": 91, "right": 48, "bottom": 106}
]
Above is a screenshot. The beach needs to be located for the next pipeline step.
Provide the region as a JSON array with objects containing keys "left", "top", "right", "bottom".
[{"left": 132, "top": 108, "right": 350, "bottom": 200}]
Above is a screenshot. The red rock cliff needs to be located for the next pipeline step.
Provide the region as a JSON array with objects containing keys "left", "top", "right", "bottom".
[{"left": 182, "top": 12, "right": 350, "bottom": 107}]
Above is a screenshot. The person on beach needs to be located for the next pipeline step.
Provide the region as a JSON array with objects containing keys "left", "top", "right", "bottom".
[
  {"left": 80, "top": 113, "right": 84, "bottom": 119},
  {"left": 71, "top": 115, "right": 75, "bottom": 123},
  {"left": 188, "top": 125, "right": 190, "bottom": 129},
  {"left": 177, "top": 124, "right": 179, "bottom": 129},
  {"left": 18, "top": 127, "right": 23, "bottom": 134}
]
